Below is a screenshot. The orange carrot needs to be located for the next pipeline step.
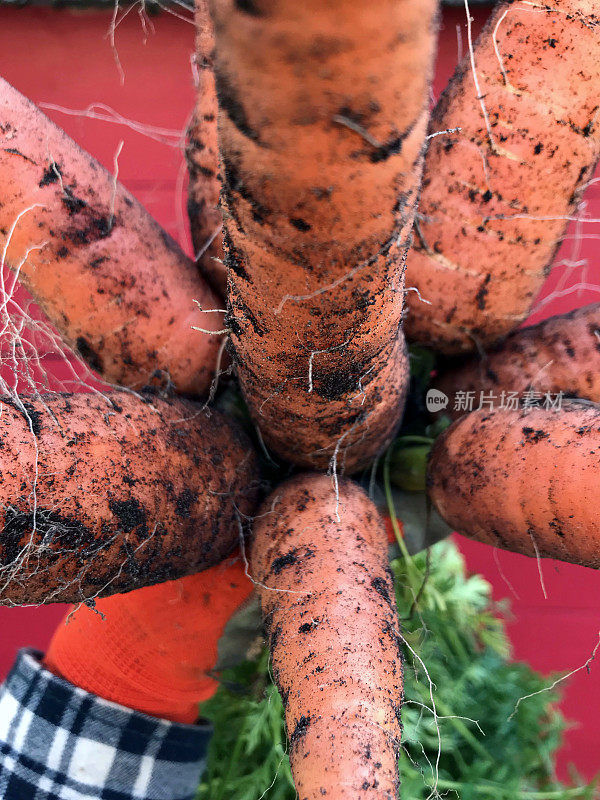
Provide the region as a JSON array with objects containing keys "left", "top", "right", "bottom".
[
  {"left": 405, "top": 0, "right": 600, "bottom": 353},
  {"left": 251, "top": 473, "right": 403, "bottom": 799},
  {"left": 211, "top": 0, "right": 438, "bottom": 471},
  {"left": 186, "top": 0, "right": 226, "bottom": 297},
  {"left": 0, "top": 78, "right": 225, "bottom": 395},
  {"left": 0, "top": 391, "right": 259, "bottom": 605},
  {"left": 427, "top": 401, "right": 600, "bottom": 567},
  {"left": 435, "top": 303, "right": 600, "bottom": 418}
]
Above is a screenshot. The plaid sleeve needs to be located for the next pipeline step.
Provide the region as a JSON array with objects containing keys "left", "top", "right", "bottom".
[{"left": 0, "top": 649, "right": 211, "bottom": 800}]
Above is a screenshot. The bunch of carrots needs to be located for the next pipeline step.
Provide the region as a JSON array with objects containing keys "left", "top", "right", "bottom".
[{"left": 1, "top": 0, "right": 600, "bottom": 796}]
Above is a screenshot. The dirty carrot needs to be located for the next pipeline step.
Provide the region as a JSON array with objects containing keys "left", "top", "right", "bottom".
[
  {"left": 186, "top": 0, "right": 226, "bottom": 297},
  {"left": 435, "top": 303, "right": 600, "bottom": 418},
  {"left": 211, "top": 0, "right": 438, "bottom": 471},
  {"left": 0, "top": 391, "right": 259, "bottom": 605},
  {"left": 251, "top": 473, "right": 403, "bottom": 799},
  {"left": 405, "top": 0, "right": 600, "bottom": 353},
  {"left": 427, "top": 401, "right": 600, "bottom": 568},
  {"left": 0, "top": 77, "right": 225, "bottom": 394}
]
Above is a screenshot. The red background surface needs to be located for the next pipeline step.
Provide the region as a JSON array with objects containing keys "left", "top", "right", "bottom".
[{"left": 0, "top": 2, "right": 599, "bottom": 784}]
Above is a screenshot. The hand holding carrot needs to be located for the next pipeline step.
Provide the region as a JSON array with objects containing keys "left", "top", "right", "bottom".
[{"left": 45, "top": 555, "right": 254, "bottom": 723}]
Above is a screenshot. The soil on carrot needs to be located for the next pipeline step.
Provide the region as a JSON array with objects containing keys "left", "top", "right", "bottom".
[
  {"left": 0, "top": 392, "right": 261, "bottom": 606},
  {"left": 197, "top": 539, "right": 596, "bottom": 800}
]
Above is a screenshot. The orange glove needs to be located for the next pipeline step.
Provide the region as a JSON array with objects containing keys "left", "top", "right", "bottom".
[{"left": 44, "top": 554, "right": 254, "bottom": 724}]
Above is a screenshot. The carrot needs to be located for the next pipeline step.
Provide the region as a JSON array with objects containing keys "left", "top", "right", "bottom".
[
  {"left": 435, "top": 303, "right": 600, "bottom": 419},
  {"left": 0, "top": 391, "right": 259, "bottom": 605},
  {"left": 0, "top": 77, "right": 225, "bottom": 395},
  {"left": 251, "top": 473, "right": 403, "bottom": 799},
  {"left": 211, "top": 0, "right": 438, "bottom": 471},
  {"left": 404, "top": 0, "right": 600, "bottom": 353},
  {"left": 427, "top": 401, "right": 600, "bottom": 567},
  {"left": 186, "top": 0, "right": 226, "bottom": 297}
]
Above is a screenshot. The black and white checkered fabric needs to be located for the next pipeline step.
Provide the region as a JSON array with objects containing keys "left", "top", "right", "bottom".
[{"left": 0, "top": 650, "right": 211, "bottom": 800}]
